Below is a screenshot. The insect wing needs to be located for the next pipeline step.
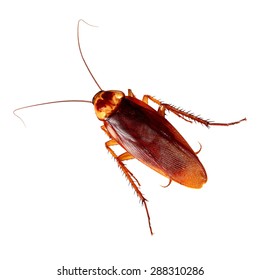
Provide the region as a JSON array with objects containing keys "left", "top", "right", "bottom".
[{"left": 105, "top": 96, "right": 207, "bottom": 189}]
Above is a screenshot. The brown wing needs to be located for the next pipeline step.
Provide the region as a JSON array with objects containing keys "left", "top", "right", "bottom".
[{"left": 105, "top": 96, "right": 207, "bottom": 188}]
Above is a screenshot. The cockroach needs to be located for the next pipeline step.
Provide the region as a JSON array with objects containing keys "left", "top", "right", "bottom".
[{"left": 14, "top": 20, "right": 246, "bottom": 235}]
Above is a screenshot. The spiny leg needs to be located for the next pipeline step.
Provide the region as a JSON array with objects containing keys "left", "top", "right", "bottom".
[
  {"left": 128, "top": 90, "right": 166, "bottom": 116},
  {"left": 101, "top": 125, "right": 141, "bottom": 186},
  {"left": 104, "top": 137, "right": 153, "bottom": 235},
  {"left": 141, "top": 94, "right": 167, "bottom": 117},
  {"left": 141, "top": 94, "right": 246, "bottom": 127}
]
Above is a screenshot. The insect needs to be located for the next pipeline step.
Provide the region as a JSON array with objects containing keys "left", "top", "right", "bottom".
[{"left": 14, "top": 20, "right": 246, "bottom": 235}]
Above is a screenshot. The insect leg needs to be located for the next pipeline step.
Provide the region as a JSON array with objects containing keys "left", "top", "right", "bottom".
[
  {"left": 128, "top": 90, "right": 166, "bottom": 117},
  {"left": 127, "top": 89, "right": 136, "bottom": 98},
  {"left": 141, "top": 95, "right": 167, "bottom": 117},
  {"left": 195, "top": 142, "right": 202, "bottom": 154},
  {"left": 102, "top": 126, "right": 153, "bottom": 234},
  {"left": 128, "top": 90, "right": 166, "bottom": 116},
  {"left": 142, "top": 95, "right": 246, "bottom": 127},
  {"left": 101, "top": 125, "right": 141, "bottom": 186}
]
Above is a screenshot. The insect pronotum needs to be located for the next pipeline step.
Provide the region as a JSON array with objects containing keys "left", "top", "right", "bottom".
[{"left": 14, "top": 20, "right": 246, "bottom": 235}]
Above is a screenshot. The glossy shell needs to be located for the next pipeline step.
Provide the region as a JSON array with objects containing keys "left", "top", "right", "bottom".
[{"left": 103, "top": 94, "right": 207, "bottom": 189}]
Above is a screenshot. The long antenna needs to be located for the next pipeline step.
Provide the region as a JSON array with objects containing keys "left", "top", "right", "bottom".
[
  {"left": 13, "top": 100, "right": 92, "bottom": 127},
  {"left": 14, "top": 19, "right": 101, "bottom": 126},
  {"left": 77, "top": 19, "right": 103, "bottom": 91}
]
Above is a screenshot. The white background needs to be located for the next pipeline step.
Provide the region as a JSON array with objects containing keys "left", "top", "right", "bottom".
[{"left": 1, "top": 1, "right": 259, "bottom": 279}]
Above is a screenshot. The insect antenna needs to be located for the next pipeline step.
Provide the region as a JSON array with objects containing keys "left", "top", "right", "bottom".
[
  {"left": 77, "top": 19, "right": 103, "bottom": 91},
  {"left": 14, "top": 19, "right": 101, "bottom": 126},
  {"left": 13, "top": 100, "right": 92, "bottom": 127}
]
